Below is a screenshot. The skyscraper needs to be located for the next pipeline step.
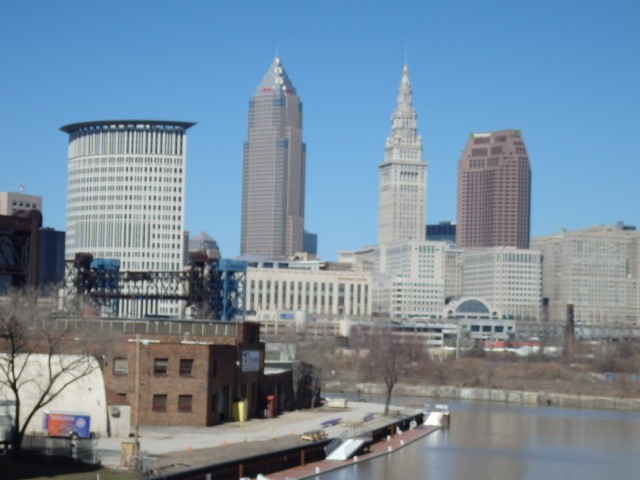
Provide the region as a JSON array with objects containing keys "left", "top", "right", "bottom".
[
  {"left": 62, "top": 120, "right": 194, "bottom": 316},
  {"left": 457, "top": 130, "right": 531, "bottom": 249},
  {"left": 378, "top": 66, "right": 427, "bottom": 245},
  {"left": 241, "top": 57, "right": 306, "bottom": 259}
]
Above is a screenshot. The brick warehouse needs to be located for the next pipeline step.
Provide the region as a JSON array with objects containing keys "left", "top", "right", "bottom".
[
  {"left": 1, "top": 317, "right": 282, "bottom": 428},
  {"left": 102, "top": 321, "right": 266, "bottom": 426}
]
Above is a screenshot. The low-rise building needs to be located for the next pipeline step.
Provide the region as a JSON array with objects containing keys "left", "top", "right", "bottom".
[
  {"left": 6, "top": 318, "right": 273, "bottom": 428},
  {"left": 0, "top": 190, "right": 42, "bottom": 216},
  {"left": 102, "top": 321, "right": 265, "bottom": 426},
  {"left": 246, "top": 260, "right": 372, "bottom": 318}
]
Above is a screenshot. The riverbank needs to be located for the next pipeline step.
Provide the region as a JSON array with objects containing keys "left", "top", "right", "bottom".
[{"left": 331, "top": 382, "right": 640, "bottom": 411}]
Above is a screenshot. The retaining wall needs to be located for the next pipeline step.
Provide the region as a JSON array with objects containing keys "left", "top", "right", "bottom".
[{"left": 345, "top": 383, "right": 640, "bottom": 411}]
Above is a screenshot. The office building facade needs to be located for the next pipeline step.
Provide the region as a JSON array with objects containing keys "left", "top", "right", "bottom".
[
  {"left": 426, "top": 221, "right": 456, "bottom": 243},
  {"left": 62, "top": 120, "right": 194, "bottom": 316},
  {"left": 38, "top": 227, "right": 65, "bottom": 288},
  {"left": 378, "top": 66, "right": 427, "bottom": 245},
  {"left": 303, "top": 230, "right": 318, "bottom": 256},
  {"left": 373, "top": 240, "right": 447, "bottom": 318},
  {"left": 241, "top": 57, "right": 306, "bottom": 259},
  {"left": 462, "top": 247, "right": 542, "bottom": 321},
  {"left": 457, "top": 130, "right": 531, "bottom": 249},
  {"left": 532, "top": 223, "right": 640, "bottom": 325},
  {"left": 0, "top": 190, "right": 42, "bottom": 216},
  {"left": 245, "top": 260, "right": 372, "bottom": 318}
]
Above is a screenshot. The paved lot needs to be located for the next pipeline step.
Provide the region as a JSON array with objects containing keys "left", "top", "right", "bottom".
[{"left": 98, "top": 400, "right": 390, "bottom": 472}]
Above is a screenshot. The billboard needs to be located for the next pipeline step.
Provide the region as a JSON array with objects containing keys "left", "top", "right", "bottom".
[{"left": 44, "top": 412, "right": 91, "bottom": 438}]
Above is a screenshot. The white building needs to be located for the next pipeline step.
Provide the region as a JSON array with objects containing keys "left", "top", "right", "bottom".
[
  {"left": 373, "top": 241, "right": 447, "bottom": 318},
  {"left": 61, "top": 120, "right": 194, "bottom": 317},
  {"left": 378, "top": 65, "right": 427, "bottom": 245},
  {"left": 0, "top": 354, "right": 108, "bottom": 437},
  {"left": 532, "top": 223, "right": 640, "bottom": 325},
  {"left": 463, "top": 247, "right": 542, "bottom": 321},
  {"left": 338, "top": 247, "right": 377, "bottom": 273},
  {"left": 246, "top": 260, "right": 372, "bottom": 318},
  {"left": 0, "top": 190, "right": 42, "bottom": 216}
]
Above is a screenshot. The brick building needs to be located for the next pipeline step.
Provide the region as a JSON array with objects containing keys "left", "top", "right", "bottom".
[
  {"left": 102, "top": 321, "right": 265, "bottom": 426},
  {"left": 0, "top": 316, "right": 296, "bottom": 428}
]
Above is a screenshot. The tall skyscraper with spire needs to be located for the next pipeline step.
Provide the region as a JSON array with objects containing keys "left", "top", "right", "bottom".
[
  {"left": 241, "top": 57, "right": 306, "bottom": 259},
  {"left": 378, "top": 66, "right": 427, "bottom": 245}
]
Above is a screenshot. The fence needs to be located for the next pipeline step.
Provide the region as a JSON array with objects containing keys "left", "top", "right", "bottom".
[{"left": 21, "top": 435, "right": 99, "bottom": 465}]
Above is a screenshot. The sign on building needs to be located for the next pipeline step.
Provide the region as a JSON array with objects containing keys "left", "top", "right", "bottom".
[{"left": 241, "top": 351, "right": 260, "bottom": 372}]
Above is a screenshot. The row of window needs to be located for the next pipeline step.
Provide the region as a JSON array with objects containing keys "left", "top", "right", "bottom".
[
  {"left": 152, "top": 394, "right": 192, "bottom": 412},
  {"left": 113, "top": 357, "right": 195, "bottom": 376}
]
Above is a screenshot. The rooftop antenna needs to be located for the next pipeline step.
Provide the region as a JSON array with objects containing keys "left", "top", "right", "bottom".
[
  {"left": 404, "top": 42, "right": 408, "bottom": 67},
  {"left": 18, "top": 184, "right": 25, "bottom": 193}
]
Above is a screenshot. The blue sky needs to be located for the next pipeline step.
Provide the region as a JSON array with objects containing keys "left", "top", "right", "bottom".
[{"left": 1, "top": 1, "right": 638, "bottom": 260}]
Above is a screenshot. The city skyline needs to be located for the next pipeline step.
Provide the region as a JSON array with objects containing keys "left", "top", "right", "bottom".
[{"left": 1, "top": 2, "right": 638, "bottom": 260}]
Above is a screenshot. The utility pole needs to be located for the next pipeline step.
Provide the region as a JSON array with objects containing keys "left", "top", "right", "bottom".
[
  {"left": 134, "top": 333, "right": 140, "bottom": 454},
  {"left": 128, "top": 334, "right": 159, "bottom": 455}
]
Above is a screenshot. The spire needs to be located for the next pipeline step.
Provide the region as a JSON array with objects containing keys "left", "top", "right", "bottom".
[
  {"left": 387, "top": 64, "right": 421, "bottom": 150},
  {"left": 397, "top": 64, "right": 412, "bottom": 106},
  {"left": 256, "top": 56, "right": 296, "bottom": 95}
]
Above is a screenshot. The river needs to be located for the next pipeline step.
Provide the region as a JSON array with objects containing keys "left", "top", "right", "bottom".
[{"left": 320, "top": 394, "right": 640, "bottom": 480}]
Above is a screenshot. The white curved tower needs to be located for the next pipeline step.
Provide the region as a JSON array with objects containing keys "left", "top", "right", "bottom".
[
  {"left": 62, "top": 120, "right": 194, "bottom": 316},
  {"left": 378, "top": 66, "right": 427, "bottom": 245}
]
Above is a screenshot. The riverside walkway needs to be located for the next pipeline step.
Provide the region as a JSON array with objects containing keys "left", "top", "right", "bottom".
[{"left": 97, "top": 400, "right": 392, "bottom": 473}]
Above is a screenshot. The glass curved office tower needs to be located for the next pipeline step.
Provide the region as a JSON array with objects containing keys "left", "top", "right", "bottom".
[{"left": 61, "top": 120, "right": 194, "bottom": 316}]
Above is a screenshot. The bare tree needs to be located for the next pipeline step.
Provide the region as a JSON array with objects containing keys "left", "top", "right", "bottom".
[
  {"left": 365, "top": 325, "right": 410, "bottom": 414},
  {"left": 0, "top": 290, "right": 101, "bottom": 457}
]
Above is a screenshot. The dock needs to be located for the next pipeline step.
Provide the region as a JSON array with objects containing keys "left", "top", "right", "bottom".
[{"left": 267, "top": 424, "right": 439, "bottom": 480}]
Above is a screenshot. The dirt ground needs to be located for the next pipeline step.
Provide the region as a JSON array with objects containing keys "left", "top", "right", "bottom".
[{"left": 326, "top": 345, "right": 640, "bottom": 399}]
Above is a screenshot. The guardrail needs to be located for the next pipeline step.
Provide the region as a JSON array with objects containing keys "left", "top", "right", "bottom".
[
  {"left": 341, "top": 407, "right": 422, "bottom": 440},
  {"left": 324, "top": 437, "right": 341, "bottom": 457}
]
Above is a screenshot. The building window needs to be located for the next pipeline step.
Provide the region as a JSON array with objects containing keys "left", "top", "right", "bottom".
[
  {"left": 152, "top": 394, "right": 167, "bottom": 412},
  {"left": 113, "top": 357, "right": 128, "bottom": 375},
  {"left": 180, "top": 359, "right": 194, "bottom": 376},
  {"left": 178, "top": 395, "right": 193, "bottom": 413},
  {"left": 154, "top": 358, "right": 168, "bottom": 375}
]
